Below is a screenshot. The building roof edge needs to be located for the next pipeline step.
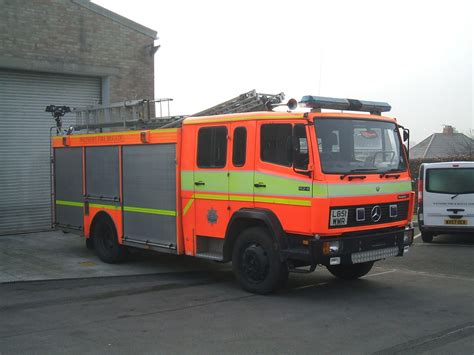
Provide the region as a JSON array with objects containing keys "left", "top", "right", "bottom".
[{"left": 72, "top": 0, "right": 157, "bottom": 39}]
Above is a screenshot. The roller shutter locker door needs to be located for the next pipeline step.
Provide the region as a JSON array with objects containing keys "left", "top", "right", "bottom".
[{"left": 0, "top": 70, "right": 101, "bottom": 234}]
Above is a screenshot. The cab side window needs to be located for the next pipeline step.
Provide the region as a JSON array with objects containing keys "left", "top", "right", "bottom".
[
  {"left": 260, "top": 124, "right": 292, "bottom": 166},
  {"left": 232, "top": 127, "right": 247, "bottom": 167},
  {"left": 197, "top": 126, "right": 227, "bottom": 168},
  {"left": 294, "top": 124, "right": 309, "bottom": 170}
]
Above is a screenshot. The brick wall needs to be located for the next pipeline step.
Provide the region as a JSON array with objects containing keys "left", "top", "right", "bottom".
[{"left": 0, "top": 0, "right": 155, "bottom": 103}]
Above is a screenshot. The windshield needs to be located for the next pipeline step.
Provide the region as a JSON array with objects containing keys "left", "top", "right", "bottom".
[
  {"left": 426, "top": 168, "right": 474, "bottom": 194},
  {"left": 314, "top": 118, "right": 407, "bottom": 174}
]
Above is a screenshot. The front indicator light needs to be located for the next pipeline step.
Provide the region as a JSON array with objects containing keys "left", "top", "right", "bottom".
[
  {"left": 323, "top": 241, "right": 341, "bottom": 255},
  {"left": 404, "top": 229, "right": 414, "bottom": 245}
]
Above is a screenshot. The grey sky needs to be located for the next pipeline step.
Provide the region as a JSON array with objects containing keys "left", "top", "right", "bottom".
[{"left": 94, "top": 0, "right": 472, "bottom": 142}]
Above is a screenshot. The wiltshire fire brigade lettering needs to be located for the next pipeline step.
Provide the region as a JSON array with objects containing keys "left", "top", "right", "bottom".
[{"left": 79, "top": 135, "right": 124, "bottom": 145}]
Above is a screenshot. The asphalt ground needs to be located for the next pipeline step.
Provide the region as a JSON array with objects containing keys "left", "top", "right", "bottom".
[{"left": 0, "top": 231, "right": 473, "bottom": 354}]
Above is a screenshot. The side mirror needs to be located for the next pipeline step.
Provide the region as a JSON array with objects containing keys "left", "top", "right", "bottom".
[
  {"left": 403, "top": 129, "right": 409, "bottom": 142},
  {"left": 291, "top": 135, "right": 312, "bottom": 177}
]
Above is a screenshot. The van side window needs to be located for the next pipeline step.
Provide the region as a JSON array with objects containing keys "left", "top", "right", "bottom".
[
  {"left": 197, "top": 126, "right": 227, "bottom": 168},
  {"left": 260, "top": 124, "right": 292, "bottom": 166},
  {"left": 232, "top": 127, "right": 247, "bottom": 167}
]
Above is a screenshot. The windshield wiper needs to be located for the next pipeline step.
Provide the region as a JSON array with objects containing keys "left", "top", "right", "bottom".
[
  {"left": 451, "top": 194, "right": 459, "bottom": 199},
  {"left": 380, "top": 169, "right": 401, "bottom": 179},
  {"left": 340, "top": 168, "right": 376, "bottom": 180}
]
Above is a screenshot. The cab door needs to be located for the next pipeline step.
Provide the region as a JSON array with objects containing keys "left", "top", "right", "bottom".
[
  {"left": 254, "top": 121, "right": 313, "bottom": 234},
  {"left": 193, "top": 125, "right": 230, "bottom": 238},
  {"left": 228, "top": 121, "right": 256, "bottom": 210}
]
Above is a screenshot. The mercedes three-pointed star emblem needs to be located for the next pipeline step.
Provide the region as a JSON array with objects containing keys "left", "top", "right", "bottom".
[{"left": 371, "top": 205, "right": 382, "bottom": 222}]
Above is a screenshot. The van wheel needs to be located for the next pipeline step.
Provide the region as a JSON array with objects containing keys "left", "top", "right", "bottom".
[
  {"left": 232, "top": 227, "right": 288, "bottom": 295},
  {"left": 93, "top": 217, "right": 127, "bottom": 263},
  {"left": 327, "top": 262, "right": 374, "bottom": 280},
  {"left": 421, "top": 232, "right": 433, "bottom": 243}
]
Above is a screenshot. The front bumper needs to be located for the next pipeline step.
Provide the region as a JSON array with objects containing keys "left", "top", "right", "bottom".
[{"left": 285, "top": 227, "right": 414, "bottom": 267}]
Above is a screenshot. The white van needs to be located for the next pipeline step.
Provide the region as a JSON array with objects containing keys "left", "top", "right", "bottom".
[{"left": 418, "top": 161, "right": 474, "bottom": 242}]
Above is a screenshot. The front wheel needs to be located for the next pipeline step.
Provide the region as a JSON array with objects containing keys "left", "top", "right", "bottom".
[
  {"left": 327, "top": 262, "right": 374, "bottom": 280},
  {"left": 232, "top": 227, "right": 288, "bottom": 295}
]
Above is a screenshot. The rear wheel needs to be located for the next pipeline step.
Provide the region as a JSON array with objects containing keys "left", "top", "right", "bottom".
[
  {"left": 93, "top": 216, "right": 127, "bottom": 263},
  {"left": 327, "top": 262, "right": 374, "bottom": 280},
  {"left": 421, "top": 231, "right": 434, "bottom": 243},
  {"left": 232, "top": 227, "right": 288, "bottom": 294}
]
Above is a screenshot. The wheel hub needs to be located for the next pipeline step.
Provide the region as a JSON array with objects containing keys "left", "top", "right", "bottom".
[{"left": 242, "top": 244, "right": 269, "bottom": 283}]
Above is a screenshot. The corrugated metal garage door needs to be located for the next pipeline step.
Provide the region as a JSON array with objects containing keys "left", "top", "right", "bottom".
[{"left": 0, "top": 70, "right": 101, "bottom": 235}]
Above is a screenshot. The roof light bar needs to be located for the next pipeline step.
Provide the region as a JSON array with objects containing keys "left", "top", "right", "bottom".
[{"left": 299, "top": 95, "right": 391, "bottom": 115}]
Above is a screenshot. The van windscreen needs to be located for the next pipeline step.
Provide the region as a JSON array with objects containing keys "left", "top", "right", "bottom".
[{"left": 426, "top": 168, "right": 474, "bottom": 194}]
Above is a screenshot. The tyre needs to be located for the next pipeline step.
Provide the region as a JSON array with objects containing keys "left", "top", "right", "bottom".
[
  {"left": 421, "top": 232, "right": 433, "bottom": 243},
  {"left": 85, "top": 236, "right": 94, "bottom": 250},
  {"left": 232, "top": 227, "right": 288, "bottom": 295},
  {"left": 92, "top": 216, "right": 127, "bottom": 263},
  {"left": 327, "top": 261, "right": 374, "bottom": 280}
]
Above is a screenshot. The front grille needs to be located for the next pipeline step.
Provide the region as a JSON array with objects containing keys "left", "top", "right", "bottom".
[{"left": 329, "top": 201, "right": 409, "bottom": 229}]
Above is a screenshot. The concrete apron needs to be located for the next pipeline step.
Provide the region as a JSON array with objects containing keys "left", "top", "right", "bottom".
[{"left": 0, "top": 231, "right": 220, "bottom": 283}]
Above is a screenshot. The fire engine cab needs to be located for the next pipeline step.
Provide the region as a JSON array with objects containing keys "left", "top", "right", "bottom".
[{"left": 52, "top": 93, "right": 415, "bottom": 294}]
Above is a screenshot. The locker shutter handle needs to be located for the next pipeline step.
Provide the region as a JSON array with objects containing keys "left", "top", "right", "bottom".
[
  {"left": 194, "top": 181, "right": 205, "bottom": 186},
  {"left": 254, "top": 183, "right": 266, "bottom": 188}
]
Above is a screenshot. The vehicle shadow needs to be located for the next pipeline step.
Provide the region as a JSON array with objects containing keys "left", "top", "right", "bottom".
[{"left": 428, "top": 233, "right": 474, "bottom": 245}]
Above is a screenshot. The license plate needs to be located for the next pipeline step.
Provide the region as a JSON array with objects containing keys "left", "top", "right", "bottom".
[
  {"left": 444, "top": 219, "right": 467, "bottom": 225},
  {"left": 330, "top": 209, "right": 348, "bottom": 226}
]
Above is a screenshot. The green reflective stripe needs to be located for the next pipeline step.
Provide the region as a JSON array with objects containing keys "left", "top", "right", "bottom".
[
  {"left": 123, "top": 206, "right": 176, "bottom": 217},
  {"left": 324, "top": 181, "right": 412, "bottom": 197},
  {"left": 182, "top": 170, "right": 312, "bottom": 197},
  {"left": 229, "top": 195, "right": 253, "bottom": 202},
  {"left": 183, "top": 199, "right": 194, "bottom": 216},
  {"left": 182, "top": 170, "right": 411, "bottom": 199},
  {"left": 194, "top": 193, "right": 227, "bottom": 201},
  {"left": 181, "top": 171, "right": 194, "bottom": 190},
  {"left": 195, "top": 192, "right": 310, "bottom": 206},
  {"left": 312, "top": 183, "right": 328, "bottom": 197},
  {"left": 254, "top": 172, "right": 312, "bottom": 197},
  {"left": 194, "top": 171, "right": 228, "bottom": 192},
  {"left": 56, "top": 200, "right": 84, "bottom": 207},
  {"left": 229, "top": 171, "right": 254, "bottom": 194},
  {"left": 89, "top": 203, "right": 121, "bottom": 211},
  {"left": 255, "top": 196, "right": 311, "bottom": 206}
]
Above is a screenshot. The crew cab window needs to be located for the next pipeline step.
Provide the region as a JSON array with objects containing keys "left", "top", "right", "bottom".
[
  {"left": 261, "top": 124, "right": 292, "bottom": 166},
  {"left": 197, "top": 126, "right": 227, "bottom": 168},
  {"left": 232, "top": 127, "right": 247, "bottom": 167}
]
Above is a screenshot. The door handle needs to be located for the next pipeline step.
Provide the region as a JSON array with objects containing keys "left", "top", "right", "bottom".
[
  {"left": 254, "top": 182, "right": 266, "bottom": 188},
  {"left": 194, "top": 181, "right": 205, "bottom": 186}
]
